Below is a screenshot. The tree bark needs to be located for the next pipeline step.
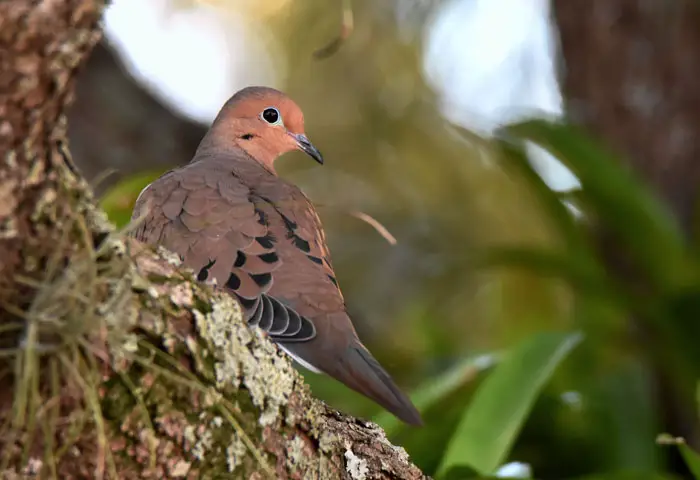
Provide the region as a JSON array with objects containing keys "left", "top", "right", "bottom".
[
  {"left": 0, "top": 1, "right": 426, "bottom": 478},
  {"left": 553, "top": 0, "right": 700, "bottom": 234}
]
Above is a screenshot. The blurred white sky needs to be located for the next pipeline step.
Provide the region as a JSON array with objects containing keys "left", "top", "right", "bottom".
[
  {"left": 104, "top": 0, "right": 579, "bottom": 191},
  {"left": 104, "top": 0, "right": 285, "bottom": 123}
]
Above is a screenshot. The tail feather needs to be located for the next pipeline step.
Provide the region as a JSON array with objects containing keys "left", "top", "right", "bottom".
[
  {"left": 333, "top": 345, "right": 423, "bottom": 426},
  {"left": 279, "top": 335, "right": 423, "bottom": 425}
]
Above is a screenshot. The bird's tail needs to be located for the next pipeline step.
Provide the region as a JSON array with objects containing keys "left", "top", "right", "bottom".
[{"left": 329, "top": 343, "right": 423, "bottom": 426}]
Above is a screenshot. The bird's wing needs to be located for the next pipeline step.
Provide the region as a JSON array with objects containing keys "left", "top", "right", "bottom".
[
  {"left": 253, "top": 189, "right": 423, "bottom": 425},
  {"left": 249, "top": 186, "right": 342, "bottom": 295},
  {"left": 131, "top": 163, "right": 422, "bottom": 425},
  {"left": 129, "top": 163, "right": 316, "bottom": 341}
]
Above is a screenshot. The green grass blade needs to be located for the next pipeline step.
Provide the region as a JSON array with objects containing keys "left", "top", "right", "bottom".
[{"left": 436, "top": 331, "right": 583, "bottom": 478}]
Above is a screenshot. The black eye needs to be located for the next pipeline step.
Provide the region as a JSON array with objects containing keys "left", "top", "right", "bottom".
[{"left": 261, "top": 107, "right": 280, "bottom": 124}]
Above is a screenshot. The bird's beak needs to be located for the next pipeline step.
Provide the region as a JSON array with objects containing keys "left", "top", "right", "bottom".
[{"left": 291, "top": 133, "right": 324, "bottom": 165}]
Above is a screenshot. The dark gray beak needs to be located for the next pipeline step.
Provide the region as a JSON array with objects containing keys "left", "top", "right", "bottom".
[{"left": 292, "top": 133, "right": 324, "bottom": 165}]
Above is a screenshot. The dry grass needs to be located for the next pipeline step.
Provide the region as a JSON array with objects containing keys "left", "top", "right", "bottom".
[
  {"left": 0, "top": 211, "right": 133, "bottom": 478},
  {"left": 0, "top": 205, "right": 279, "bottom": 478}
]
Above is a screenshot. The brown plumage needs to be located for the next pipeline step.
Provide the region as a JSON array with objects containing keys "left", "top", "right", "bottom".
[{"left": 130, "top": 86, "right": 422, "bottom": 426}]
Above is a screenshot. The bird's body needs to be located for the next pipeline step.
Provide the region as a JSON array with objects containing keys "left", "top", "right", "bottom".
[{"left": 130, "top": 87, "right": 422, "bottom": 426}]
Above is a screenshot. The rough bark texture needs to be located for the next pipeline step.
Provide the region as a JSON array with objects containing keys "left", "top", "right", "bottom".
[
  {"left": 0, "top": 1, "right": 426, "bottom": 478},
  {"left": 553, "top": 0, "right": 700, "bottom": 234}
]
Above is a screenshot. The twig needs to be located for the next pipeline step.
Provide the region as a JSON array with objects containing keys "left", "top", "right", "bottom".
[
  {"left": 314, "top": 0, "right": 354, "bottom": 59},
  {"left": 348, "top": 210, "right": 397, "bottom": 245}
]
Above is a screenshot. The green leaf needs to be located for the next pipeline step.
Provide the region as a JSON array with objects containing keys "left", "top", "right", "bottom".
[
  {"left": 373, "top": 352, "right": 500, "bottom": 437},
  {"left": 658, "top": 434, "right": 700, "bottom": 480},
  {"left": 99, "top": 170, "right": 167, "bottom": 228},
  {"left": 504, "top": 120, "right": 687, "bottom": 291},
  {"left": 596, "top": 361, "right": 660, "bottom": 471},
  {"left": 436, "top": 331, "right": 583, "bottom": 478},
  {"left": 679, "top": 444, "right": 700, "bottom": 479}
]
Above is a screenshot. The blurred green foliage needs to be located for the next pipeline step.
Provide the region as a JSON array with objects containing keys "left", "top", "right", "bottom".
[
  {"left": 436, "top": 331, "right": 582, "bottom": 478},
  {"left": 95, "top": 3, "right": 700, "bottom": 478},
  {"left": 99, "top": 170, "right": 167, "bottom": 227}
]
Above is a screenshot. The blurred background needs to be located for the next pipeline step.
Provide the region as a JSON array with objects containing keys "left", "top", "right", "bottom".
[{"left": 68, "top": 0, "right": 700, "bottom": 478}]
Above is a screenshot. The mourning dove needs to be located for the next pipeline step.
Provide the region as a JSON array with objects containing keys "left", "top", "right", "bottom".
[{"left": 130, "top": 86, "right": 422, "bottom": 426}]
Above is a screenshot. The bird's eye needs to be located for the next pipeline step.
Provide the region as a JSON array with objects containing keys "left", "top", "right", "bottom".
[{"left": 261, "top": 107, "right": 281, "bottom": 125}]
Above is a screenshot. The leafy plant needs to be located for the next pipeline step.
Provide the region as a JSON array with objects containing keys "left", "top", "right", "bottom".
[{"left": 436, "top": 331, "right": 582, "bottom": 479}]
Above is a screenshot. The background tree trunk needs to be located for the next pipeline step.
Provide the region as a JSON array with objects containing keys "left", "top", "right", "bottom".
[
  {"left": 0, "top": 1, "right": 426, "bottom": 478},
  {"left": 553, "top": 0, "right": 700, "bottom": 234},
  {"left": 553, "top": 0, "right": 700, "bottom": 469},
  {"left": 67, "top": 43, "right": 206, "bottom": 196}
]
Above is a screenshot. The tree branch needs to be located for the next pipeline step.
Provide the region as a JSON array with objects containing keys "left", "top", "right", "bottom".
[{"left": 0, "top": 1, "right": 426, "bottom": 478}]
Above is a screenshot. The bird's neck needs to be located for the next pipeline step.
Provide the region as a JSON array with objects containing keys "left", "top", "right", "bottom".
[
  {"left": 232, "top": 140, "right": 279, "bottom": 175},
  {"left": 194, "top": 127, "right": 278, "bottom": 176}
]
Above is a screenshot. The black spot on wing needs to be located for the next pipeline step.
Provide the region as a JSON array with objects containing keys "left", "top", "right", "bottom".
[
  {"left": 255, "top": 195, "right": 312, "bottom": 256},
  {"left": 226, "top": 272, "right": 241, "bottom": 290},
  {"left": 258, "top": 252, "right": 279, "bottom": 263},
  {"left": 258, "top": 195, "right": 297, "bottom": 231},
  {"left": 197, "top": 259, "right": 216, "bottom": 281},
  {"left": 249, "top": 195, "right": 269, "bottom": 226},
  {"left": 291, "top": 235, "right": 311, "bottom": 253},
  {"left": 327, "top": 274, "right": 338, "bottom": 287},
  {"left": 234, "top": 251, "right": 246, "bottom": 267},
  {"left": 250, "top": 272, "right": 272, "bottom": 288},
  {"left": 256, "top": 234, "right": 275, "bottom": 249},
  {"left": 280, "top": 214, "right": 297, "bottom": 231},
  {"left": 197, "top": 269, "right": 208, "bottom": 281},
  {"left": 307, "top": 255, "right": 323, "bottom": 265},
  {"left": 256, "top": 209, "right": 268, "bottom": 226}
]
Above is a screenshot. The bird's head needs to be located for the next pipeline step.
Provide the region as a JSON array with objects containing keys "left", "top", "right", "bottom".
[{"left": 204, "top": 86, "right": 323, "bottom": 172}]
